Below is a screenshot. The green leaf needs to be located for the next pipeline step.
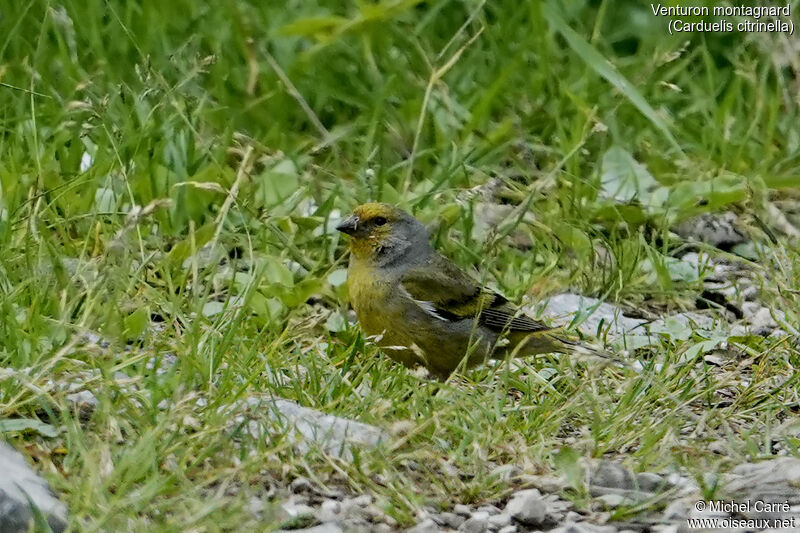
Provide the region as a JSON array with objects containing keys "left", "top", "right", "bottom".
[
  {"left": 246, "top": 292, "right": 271, "bottom": 319},
  {"left": 166, "top": 223, "right": 216, "bottom": 267},
  {"left": 553, "top": 225, "right": 592, "bottom": 261},
  {"left": 731, "top": 242, "right": 758, "bottom": 261},
  {"left": 553, "top": 446, "right": 584, "bottom": 491},
  {"left": 600, "top": 147, "right": 661, "bottom": 205},
  {"left": 201, "top": 301, "right": 225, "bottom": 317},
  {"left": 664, "top": 256, "right": 700, "bottom": 282},
  {"left": 256, "top": 158, "right": 300, "bottom": 208},
  {"left": 326, "top": 310, "right": 348, "bottom": 332},
  {"left": 592, "top": 203, "right": 648, "bottom": 226},
  {"left": 123, "top": 307, "right": 150, "bottom": 340},
  {"left": 649, "top": 316, "right": 693, "bottom": 341},
  {"left": 683, "top": 338, "right": 722, "bottom": 361},
  {"left": 279, "top": 16, "right": 349, "bottom": 39},
  {"left": 0, "top": 418, "right": 60, "bottom": 438},
  {"left": 281, "top": 278, "right": 322, "bottom": 308},
  {"left": 94, "top": 186, "right": 117, "bottom": 213},
  {"left": 261, "top": 256, "right": 294, "bottom": 287},
  {"left": 667, "top": 175, "right": 748, "bottom": 219},
  {"left": 380, "top": 182, "right": 402, "bottom": 205},
  {"left": 612, "top": 334, "right": 656, "bottom": 352},
  {"left": 643, "top": 251, "right": 673, "bottom": 290}
]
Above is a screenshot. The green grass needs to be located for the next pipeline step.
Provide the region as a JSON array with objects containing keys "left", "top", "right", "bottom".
[{"left": 1, "top": 0, "right": 799, "bottom": 530}]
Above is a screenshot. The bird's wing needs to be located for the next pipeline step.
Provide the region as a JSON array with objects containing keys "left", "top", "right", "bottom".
[{"left": 399, "top": 255, "right": 552, "bottom": 333}]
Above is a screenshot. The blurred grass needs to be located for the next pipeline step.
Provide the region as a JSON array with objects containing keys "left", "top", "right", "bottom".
[{"left": 1, "top": 0, "right": 799, "bottom": 530}]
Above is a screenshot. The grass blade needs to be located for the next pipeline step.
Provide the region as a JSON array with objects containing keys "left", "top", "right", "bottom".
[{"left": 543, "top": 2, "right": 683, "bottom": 154}]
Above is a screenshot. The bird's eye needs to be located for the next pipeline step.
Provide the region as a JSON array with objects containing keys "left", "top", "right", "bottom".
[{"left": 373, "top": 216, "right": 387, "bottom": 226}]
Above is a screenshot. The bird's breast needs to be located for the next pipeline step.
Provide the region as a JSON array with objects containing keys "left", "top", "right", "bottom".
[{"left": 346, "top": 261, "right": 394, "bottom": 335}]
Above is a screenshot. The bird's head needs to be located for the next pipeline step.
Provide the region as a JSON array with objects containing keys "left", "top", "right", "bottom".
[{"left": 336, "top": 203, "right": 429, "bottom": 264}]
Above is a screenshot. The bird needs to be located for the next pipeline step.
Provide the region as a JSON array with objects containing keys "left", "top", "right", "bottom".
[{"left": 336, "top": 202, "right": 612, "bottom": 379}]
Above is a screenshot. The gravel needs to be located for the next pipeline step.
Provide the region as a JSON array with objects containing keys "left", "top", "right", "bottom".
[
  {"left": 458, "top": 511, "right": 489, "bottom": 533},
  {"left": 231, "top": 396, "right": 389, "bottom": 462},
  {"left": 504, "top": 489, "right": 548, "bottom": 527},
  {"left": 590, "top": 461, "right": 636, "bottom": 491}
]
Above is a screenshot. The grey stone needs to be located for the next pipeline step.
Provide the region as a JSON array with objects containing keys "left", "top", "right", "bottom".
[
  {"left": 361, "top": 504, "right": 387, "bottom": 523},
  {"left": 318, "top": 500, "right": 341, "bottom": 522},
  {"left": 664, "top": 472, "right": 698, "bottom": 494},
  {"left": 729, "top": 323, "right": 749, "bottom": 337},
  {"left": 434, "top": 512, "right": 464, "bottom": 529},
  {"left": 348, "top": 495, "right": 372, "bottom": 506},
  {"left": 496, "top": 527, "right": 517, "bottom": 533},
  {"left": 540, "top": 293, "right": 647, "bottom": 336},
  {"left": 636, "top": 472, "right": 666, "bottom": 493},
  {"left": 542, "top": 496, "right": 572, "bottom": 523},
  {"left": 549, "top": 523, "right": 618, "bottom": 533},
  {"left": 673, "top": 212, "right": 747, "bottom": 249},
  {"left": 708, "top": 440, "right": 728, "bottom": 455},
  {"left": 65, "top": 389, "right": 99, "bottom": 415},
  {"left": 290, "top": 476, "right": 313, "bottom": 493},
  {"left": 489, "top": 464, "right": 522, "bottom": 481},
  {"left": 725, "top": 458, "right": 800, "bottom": 520},
  {"left": 236, "top": 397, "right": 388, "bottom": 462},
  {"left": 279, "top": 498, "right": 314, "bottom": 519},
  {"left": 487, "top": 513, "right": 511, "bottom": 528},
  {"left": 517, "top": 474, "right": 566, "bottom": 493},
  {"left": 650, "top": 311, "right": 715, "bottom": 331},
  {"left": 740, "top": 285, "right": 759, "bottom": 301},
  {"left": 504, "top": 489, "right": 547, "bottom": 526},
  {"left": 596, "top": 493, "right": 628, "bottom": 507},
  {"left": 247, "top": 496, "right": 266, "bottom": 516},
  {"left": 742, "top": 302, "right": 762, "bottom": 318},
  {"left": 459, "top": 511, "right": 489, "bottom": 533},
  {"left": 0, "top": 442, "right": 68, "bottom": 532},
  {"left": 686, "top": 505, "right": 730, "bottom": 522},
  {"left": 680, "top": 252, "right": 708, "bottom": 269},
  {"left": 338, "top": 496, "right": 379, "bottom": 525},
  {"left": 336, "top": 518, "right": 372, "bottom": 533},
  {"left": 715, "top": 261, "right": 749, "bottom": 281},
  {"left": 341, "top": 495, "right": 372, "bottom": 516},
  {"left": 453, "top": 504, "right": 472, "bottom": 516},
  {"left": 407, "top": 518, "right": 441, "bottom": 533},
  {"left": 476, "top": 505, "right": 500, "bottom": 516},
  {"left": 749, "top": 307, "right": 779, "bottom": 333},
  {"left": 590, "top": 484, "right": 654, "bottom": 502},
  {"left": 769, "top": 328, "right": 788, "bottom": 339},
  {"left": 540, "top": 293, "right": 714, "bottom": 340},
  {"left": 591, "top": 461, "right": 635, "bottom": 491},
  {"left": 651, "top": 525, "right": 680, "bottom": 533},
  {"left": 459, "top": 181, "right": 536, "bottom": 248},
  {"left": 145, "top": 353, "right": 179, "bottom": 375}
]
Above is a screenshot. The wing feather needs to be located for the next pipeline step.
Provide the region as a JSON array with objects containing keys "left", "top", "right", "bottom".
[{"left": 400, "top": 255, "right": 553, "bottom": 334}]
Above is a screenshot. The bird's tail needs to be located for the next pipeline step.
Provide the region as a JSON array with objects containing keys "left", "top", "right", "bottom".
[
  {"left": 551, "top": 335, "right": 629, "bottom": 368},
  {"left": 503, "top": 330, "right": 628, "bottom": 368}
]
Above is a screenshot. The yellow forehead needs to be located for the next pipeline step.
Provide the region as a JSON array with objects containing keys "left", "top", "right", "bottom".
[{"left": 352, "top": 202, "right": 398, "bottom": 221}]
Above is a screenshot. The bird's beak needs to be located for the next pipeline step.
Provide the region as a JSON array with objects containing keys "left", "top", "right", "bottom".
[{"left": 336, "top": 215, "right": 360, "bottom": 235}]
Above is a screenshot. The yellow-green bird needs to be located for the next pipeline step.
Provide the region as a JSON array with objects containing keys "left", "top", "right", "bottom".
[{"left": 336, "top": 202, "right": 608, "bottom": 378}]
